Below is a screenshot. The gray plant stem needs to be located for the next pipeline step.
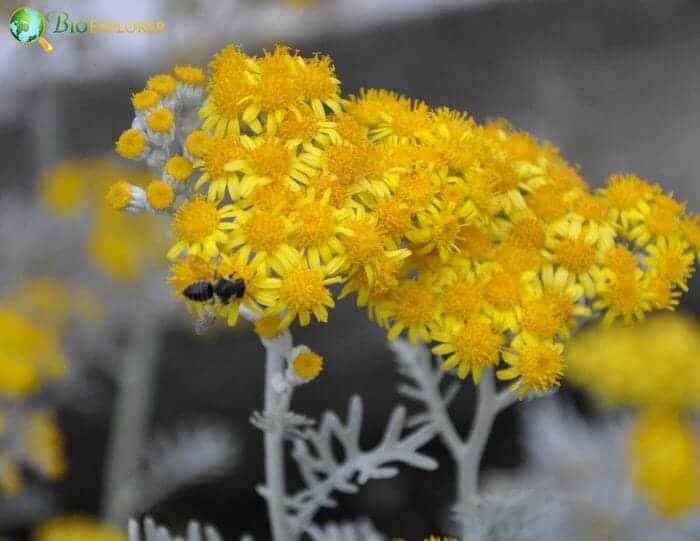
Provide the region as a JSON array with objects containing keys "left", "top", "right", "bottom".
[
  {"left": 424, "top": 366, "right": 517, "bottom": 541},
  {"left": 263, "top": 346, "right": 293, "bottom": 541},
  {"left": 102, "top": 317, "right": 160, "bottom": 525}
]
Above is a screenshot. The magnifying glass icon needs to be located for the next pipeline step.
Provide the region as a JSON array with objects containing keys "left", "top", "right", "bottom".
[{"left": 9, "top": 6, "right": 54, "bottom": 53}]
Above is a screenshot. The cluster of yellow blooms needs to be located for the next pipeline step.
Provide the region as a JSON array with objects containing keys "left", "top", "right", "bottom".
[
  {"left": 34, "top": 515, "right": 126, "bottom": 541},
  {"left": 567, "top": 314, "right": 700, "bottom": 518},
  {"left": 109, "top": 44, "right": 698, "bottom": 399},
  {"left": 0, "top": 277, "right": 95, "bottom": 493},
  {"left": 40, "top": 158, "right": 165, "bottom": 284}
]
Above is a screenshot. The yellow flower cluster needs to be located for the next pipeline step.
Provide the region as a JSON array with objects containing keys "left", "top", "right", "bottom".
[
  {"left": 110, "top": 45, "right": 697, "bottom": 397},
  {"left": 41, "top": 158, "right": 166, "bottom": 284},
  {"left": 629, "top": 411, "right": 700, "bottom": 518},
  {"left": 34, "top": 515, "right": 126, "bottom": 541},
  {"left": 566, "top": 313, "right": 700, "bottom": 410}
]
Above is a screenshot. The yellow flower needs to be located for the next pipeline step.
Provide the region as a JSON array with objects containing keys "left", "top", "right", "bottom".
[
  {"left": 433, "top": 318, "right": 504, "bottom": 382},
  {"left": 227, "top": 208, "right": 296, "bottom": 272},
  {"left": 115, "top": 128, "right": 146, "bottom": 159},
  {"left": 262, "top": 254, "right": 344, "bottom": 328},
  {"left": 643, "top": 236, "right": 695, "bottom": 292},
  {"left": 519, "top": 266, "right": 589, "bottom": 339},
  {"left": 254, "top": 315, "right": 284, "bottom": 339},
  {"left": 168, "top": 197, "right": 236, "bottom": 260},
  {"left": 22, "top": 410, "right": 66, "bottom": 480},
  {"left": 629, "top": 411, "right": 700, "bottom": 518},
  {"left": 35, "top": 515, "right": 127, "bottom": 541},
  {"left": 195, "top": 137, "right": 247, "bottom": 200},
  {"left": 164, "top": 155, "right": 194, "bottom": 184},
  {"left": 39, "top": 163, "right": 86, "bottom": 216},
  {"left": 289, "top": 190, "right": 352, "bottom": 268},
  {"left": 566, "top": 313, "right": 700, "bottom": 410},
  {"left": 292, "top": 350, "right": 324, "bottom": 381},
  {"left": 594, "top": 270, "right": 652, "bottom": 327},
  {"left": 146, "top": 73, "right": 177, "bottom": 97},
  {"left": 0, "top": 309, "right": 65, "bottom": 398},
  {"left": 167, "top": 256, "right": 215, "bottom": 297},
  {"left": 498, "top": 333, "right": 565, "bottom": 397},
  {"left": 146, "top": 180, "right": 174, "bottom": 210},
  {"left": 383, "top": 278, "right": 439, "bottom": 344},
  {"left": 146, "top": 107, "right": 174, "bottom": 133},
  {"left": 173, "top": 65, "right": 205, "bottom": 86},
  {"left": 543, "top": 221, "right": 606, "bottom": 298},
  {"left": 600, "top": 173, "right": 657, "bottom": 230},
  {"left": 131, "top": 89, "right": 159, "bottom": 112}
]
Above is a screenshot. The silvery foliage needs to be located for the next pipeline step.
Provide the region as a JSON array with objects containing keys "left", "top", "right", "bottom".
[
  {"left": 250, "top": 410, "right": 316, "bottom": 441},
  {"left": 307, "top": 518, "right": 388, "bottom": 541},
  {"left": 115, "top": 421, "right": 238, "bottom": 518},
  {"left": 390, "top": 338, "right": 460, "bottom": 430},
  {"left": 128, "top": 517, "right": 225, "bottom": 541},
  {"left": 256, "top": 395, "right": 437, "bottom": 535},
  {"left": 516, "top": 397, "right": 700, "bottom": 541}
]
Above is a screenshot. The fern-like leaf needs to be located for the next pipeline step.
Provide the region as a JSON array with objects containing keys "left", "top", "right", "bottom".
[
  {"left": 275, "top": 395, "right": 437, "bottom": 535},
  {"left": 128, "top": 517, "right": 224, "bottom": 541}
]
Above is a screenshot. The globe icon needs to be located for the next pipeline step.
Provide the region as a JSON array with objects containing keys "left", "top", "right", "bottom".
[{"left": 9, "top": 7, "right": 53, "bottom": 52}]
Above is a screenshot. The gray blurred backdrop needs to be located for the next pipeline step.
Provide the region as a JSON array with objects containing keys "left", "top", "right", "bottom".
[{"left": 2, "top": 0, "right": 700, "bottom": 539}]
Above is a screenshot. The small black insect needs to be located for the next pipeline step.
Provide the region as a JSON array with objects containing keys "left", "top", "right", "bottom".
[
  {"left": 213, "top": 277, "right": 246, "bottom": 304},
  {"left": 183, "top": 280, "right": 215, "bottom": 302},
  {"left": 182, "top": 276, "right": 245, "bottom": 305}
]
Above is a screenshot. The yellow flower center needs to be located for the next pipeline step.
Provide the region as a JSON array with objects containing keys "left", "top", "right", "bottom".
[
  {"left": 203, "top": 138, "right": 243, "bottom": 180},
  {"left": 376, "top": 199, "right": 411, "bottom": 238},
  {"left": 242, "top": 210, "right": 287, "bottom": 253},
  {"left": 646, "top": 205, "right": 679, "bottom": 237},
  {"left": 146, "top": 181, "right": 174, "bottom": 210},
  {"left": 292, "top": 351, "right": 324, "bottom": 380},
  {"left": 509, "top": 218, "right": 545, "bottom": 250},
  {"left": 455, "top": 225, "right": 492, "bottom": 258},
  {"left": 174, "top": 65, "right": 205, "bottom": 85},
  {"left": 343, "top": 221, "right": 384, "bottom": 264},
  {"left": 517, "top": 341, "right": 565, "bottom": 393},
  {"left": 210, "top": 76, "right": 252, "bottom": 119},
  {"left": 335, "top": 115, "right": 367, "bottom": 146},
  {"left": 553, "top": 237, "right": 596, "bottom": 272},
  {"left": 292, "top": 204, "right": 335, "bottom": 248},
  {"left": 391, "top": 282, "right": 434, "bottom": 326},
  {"left": 388, "top": 100, "right": 433, "bottom": 138},
  {"left": 453, "top": 321, "right": 502, "bottom": 366},
  {"left": 173, "top": 198, "right": 220, "bottom": 243},
  {"left": 605, "top": 245, "right": 637, "bottom": 275},
  {"left": 396, "top": 171, "right": 433, "bottom": 209},
  {"left": 185, "top": 130, "right": 212, "bottom": 158},
  {"left": 432, "top": 213, "right": 461, "bottom": 249},
  {"left": 442, "top": 281, "right": 481, "bottom": 320},
  {"left": 324, "top": 144, "right": 365, "bottom": 185},
  {"left": 247, "top": 139, "right": 293, "bottom": 183},
  {"left": 254, "top": 315, "right": 283, "bottom": 338},
  {"left": 165, "top": 155, "right": 193, "bottom": 182},
  {"left": 520, "top": 290, "right": 572, "bottom": 338},
  {"left": 131, "top": 89, "right": 159, "bottom": 111},
  {"left": 115, "top": 129, "right": 145, "bottom": 159},
  {"left": 528, "top": 187, "right": 566, "bottom": 222},
  {"left": 297, "top": 56, "right": 337, "bottom": 102},
  {"left": 440, "top": 184, "right": 465, "bottom": 206},
  {"left": 146, "top": 108, "right": 174, "bottom": 133},
  {"left": 280, "top": 267, "right": 327, "bottom": 312},
  {"left": 605, "top": 174, "right": 653, "bottom": 210},
  {"left": 146, "top": 73, "right": 177, "bottom": 96},
  {"left": 105, "top": 181, "right": 132, "bottom": 211},
  {"left": 605, "top": 277, "right": 643, "bottom": 312},
  {"left": 484, "top": 271, "right": 520, "bottom": 310}
]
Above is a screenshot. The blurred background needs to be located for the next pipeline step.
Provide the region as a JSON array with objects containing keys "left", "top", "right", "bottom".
[{"left": 2, "top": 0, "right": 700, "bottom": 539}]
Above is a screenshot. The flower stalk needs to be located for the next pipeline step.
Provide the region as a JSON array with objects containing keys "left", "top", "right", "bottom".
[{"left": 102, "top": 317, "right": 160, "bottom": 524}]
